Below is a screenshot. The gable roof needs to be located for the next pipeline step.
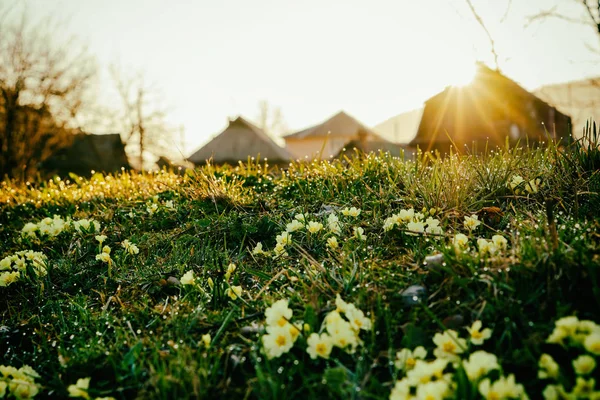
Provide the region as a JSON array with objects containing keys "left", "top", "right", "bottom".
[
  {"left": 284, "top": 111, "right": 384, "bottom": 141},
  {"left": 188, "top": 116, "right": 291, "bottom": 164},
  {"left": 410, "top": 63, "right": 572, "bottom": 147}
]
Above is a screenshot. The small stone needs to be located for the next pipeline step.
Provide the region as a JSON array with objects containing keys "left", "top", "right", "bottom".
[
  {"left": 400, "top": 285, "right": 427, "bottom": 306},
  {"left": 424, "top": 254, "right": 444, "bottom": 269},
  {"left": 442, "top": 314, "right": 464, "bottom": 330},
  {"left": 166, "top": 276, "right": 180, "bottom": 286},
  {"left": 240, "top": 323, "right": 265, "bottom": 335}
]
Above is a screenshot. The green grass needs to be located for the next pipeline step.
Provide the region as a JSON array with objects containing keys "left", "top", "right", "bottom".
[{"left": 1, "top": 132, "right": 599, "bottom": 399}]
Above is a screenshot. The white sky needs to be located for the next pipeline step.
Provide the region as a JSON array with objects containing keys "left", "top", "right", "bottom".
[{"left": 9, "top": 0, "right": 600, "bottom": 154}]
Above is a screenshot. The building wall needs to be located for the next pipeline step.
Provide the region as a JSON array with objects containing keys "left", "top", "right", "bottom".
[{"left": 285, "top": 136, "right": 357, "bottom": 160}]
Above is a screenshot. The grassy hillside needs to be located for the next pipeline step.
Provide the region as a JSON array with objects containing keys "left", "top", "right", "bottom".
[{"left": 1, "top": 133, "right": 599, "bottom": 399}]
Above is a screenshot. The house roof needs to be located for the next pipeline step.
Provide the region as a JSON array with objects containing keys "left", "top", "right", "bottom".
[
  {"left": 188, "top": 116, "right": 291, "bottom": 164},
  {"left": 284, "top": 111, "right": 385, "bottom": 141},
  {"left": 410, "top": 63, "right": 571, "bottom": 146}
]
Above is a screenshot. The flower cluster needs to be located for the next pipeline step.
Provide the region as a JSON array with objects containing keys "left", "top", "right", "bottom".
[
  {"left": 390, "top": 321, "right": 528, "bottom": 400},
  {"left": 451, "top": 233, "right": 510, "bottom": 259},
  {"left": 181, "top": 263, "right": 243, "bottom": 301},
  {"left": 261, "top": 295, "right": 372, "bottom": 360},
  {"left": 0, "top": 250, "right": 47, "bottom": 287},
  {"left": 224, "top": 263, "right": 243, "bottom": 300},
  {"left": 95, "top": 246, "right": 113, "bottom": 266},
  {"left": 540, "top": 316, "right": 600, "bottom": 399},
  {"left": 21, "top": 216, "right": 101, "bottom": 239},
  {"left": 121, "top": 240, "right": 139, "bottom": 255},
  {"left": 0, "top": 364, "right": 41, "bottom": 399},
  {"left": 508, "top": 175, "right": 541, "bottom": 195},
  {"left": 383, "top": 208, "right": 442, "bottom": 236},
  {"left": 254, "top": 208, "right": 367, "bottom": 260}
]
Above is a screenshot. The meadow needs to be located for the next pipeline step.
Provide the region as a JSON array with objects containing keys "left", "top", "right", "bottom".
[{"left": 1, "top": 127, "right": 599, "bottom": 400}]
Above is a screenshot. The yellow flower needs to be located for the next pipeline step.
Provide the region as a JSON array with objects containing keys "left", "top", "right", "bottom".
[
  {"left": 121, "top": 240, "right": 139, "bottom": 255},
  {"left": 406, "top": 221, "right": 425, "bottom": 236},
  {"left": 0, "top": 381, "right": 6, "bottom": 398},
  {"left": 345, "top": 305, "right": 372, "bottom": 332},
  {"left": 415, "top": 380, "right": 450, "bottom": 400},
  {"left": 327, "top": 236, "right": 339, "bottom": 249},
  {"left": 102, "top": 245, "right": 111, "bottom": 254},
  {"left": 180, "top": 270, "right": 195, "bottom": 286},
  {"left": 390, "top": 379, "right": 411, "bottom": 400},
  {"left": 273, "top": 243, "right": 288, "bottom": 258},
  {"left": 201, "top": 334, "right": 211, "bottom": 348},
  {"left": 307, "top": 221, "right": 324, "bottom": 234},
  {"left": 491, "top": 235, "right": 508, "bottom": 250},
  {"left": 452, "top": 233, "right": 469, "bottom": 250},
  {"left": 9, "top": 378, "right": 40, "bottom": 399},
  {"left": 341, "top": 207, "right": 361, "bottom": 217},
  {"left": 395, "top": 346, "right": 427, "bottom": 371},
  {"left": 294, "top": 213, "right": 306, "bottom": 222},
  {"left": 573, "top": 377, "right": 595, "bottom": 397},
  {"left": 264, "top": 299, "right": 293, "bottom": 328},
  {"left": 526, "top": 178, "right": 541, "bottom": 194},
  {"left": 467, "top": 321, "right": 492, "bottom": 345},
  {"left": 225, "top": 285, "right": 242, "bottom": 300},
  {"left": 406, "top": 359, "right": 449, "bottom": 386},
  {"left": 306, "top": 333, "right": 333, "bottom": 359},
  {"left": 585, "top": 333, "right": 600, "bottom": 355},
  {"left": 542, "top": 384, "right": 569, "bottom": 400},
  {"left": 398, "top": 208, "right": 415, "bottom": 223},
  {"left": 508, "top": 175, "right": 525, "bottom": 193},
  {"left": 276, "top": 232, "right": 292, "bottom": 246},
  {"left": 224, "top": 263, "right": 236, "bottom": 280},
  {"left": 68, "top": 377, "right": 91, "bottom": 398},
  {"left": 262, "top": 326, "right": 294, "bottom": 359},
  {"left": 325, "top": 311, "right": 358, "bottom": 353},
  {"left": 327, "top": 213, "right": 341, "bottom": 235},
  {"left": 252, "top": 242, "right": 266, "bottom": 255},
  {"left": 463, "top": 214, "right": 481, "bottom": 232},
  {"left": 538, "top": 354, "right": 560, "bottom": 379},
  {"left": 479, "top": 374, "right": 527, "bottom": 400},
  {"left": 95, "top": 252, "right": 112, "bottom": 264},
  {"left": 95, "top": 235, "right": 107, "bottom": 244},
  {"left": 21, "top": 222, "right": 39, "bottom": 237},
  {"left": 463, "top": 351, "right": 500, "bottom": 381},
  {"left": 0, "top": 271, "right": 20, "bottom": 287},
  {"left": 432, "top": 330, "right": 467, "bottom": 361},
  {"left": 286, "top": 220, "right": 304, "bottom": 232},
  {"left": 573, "top": 354, "right": 596, "bottom": 375},
  {"left": 353, "top": 227, "right": 366, "bottom": 241}
]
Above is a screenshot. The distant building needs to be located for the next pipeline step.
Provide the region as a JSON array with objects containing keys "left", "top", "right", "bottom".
[
  {"left": 188, "top": 116, "right": 291, "bottom": 165},
  {"left": 411, "top": 63, "right": 572, "bottom": 152},
  {"left": 42, "top": 133, "right": 130, "bottom": 177},
  {"left": 535, "top": 77, "right": 600, "bottom": 138},
  {"left": 283, "top": 111, "right": 387, "bottom": 159}
]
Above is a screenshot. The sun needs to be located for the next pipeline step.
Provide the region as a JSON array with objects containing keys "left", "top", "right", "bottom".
[{"left": 446, "top": 61, "right": 477, "bottom": 88}]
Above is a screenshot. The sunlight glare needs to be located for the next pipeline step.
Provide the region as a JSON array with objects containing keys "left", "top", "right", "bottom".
[{"left": 448, "top": 62, "right": 477, "bottom": 88}]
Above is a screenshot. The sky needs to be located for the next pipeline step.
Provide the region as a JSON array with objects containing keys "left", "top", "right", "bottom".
[{"left": 7, "top": 0, "right": 600, "bottom": 154}]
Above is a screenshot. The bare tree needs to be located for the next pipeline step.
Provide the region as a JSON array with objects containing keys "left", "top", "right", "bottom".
[
  {"left": 256, "top": 100, "right": 288, "bottom": 139},
  {"left": 110, "top": 65, "right": 174, "bottom": 170},
  {"left": 465, "top": 0, "right": 500, "bottom": 70},
  {"left": 527, "top": 0, "right": 600, "bottom": 54},
  {"left": 0, "top": 8, "right": 96, "bottom": 178}
]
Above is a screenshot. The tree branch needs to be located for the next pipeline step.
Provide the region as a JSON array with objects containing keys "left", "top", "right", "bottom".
[{"left": 465, "top": 0, "right": 499, "bottom": 70}]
